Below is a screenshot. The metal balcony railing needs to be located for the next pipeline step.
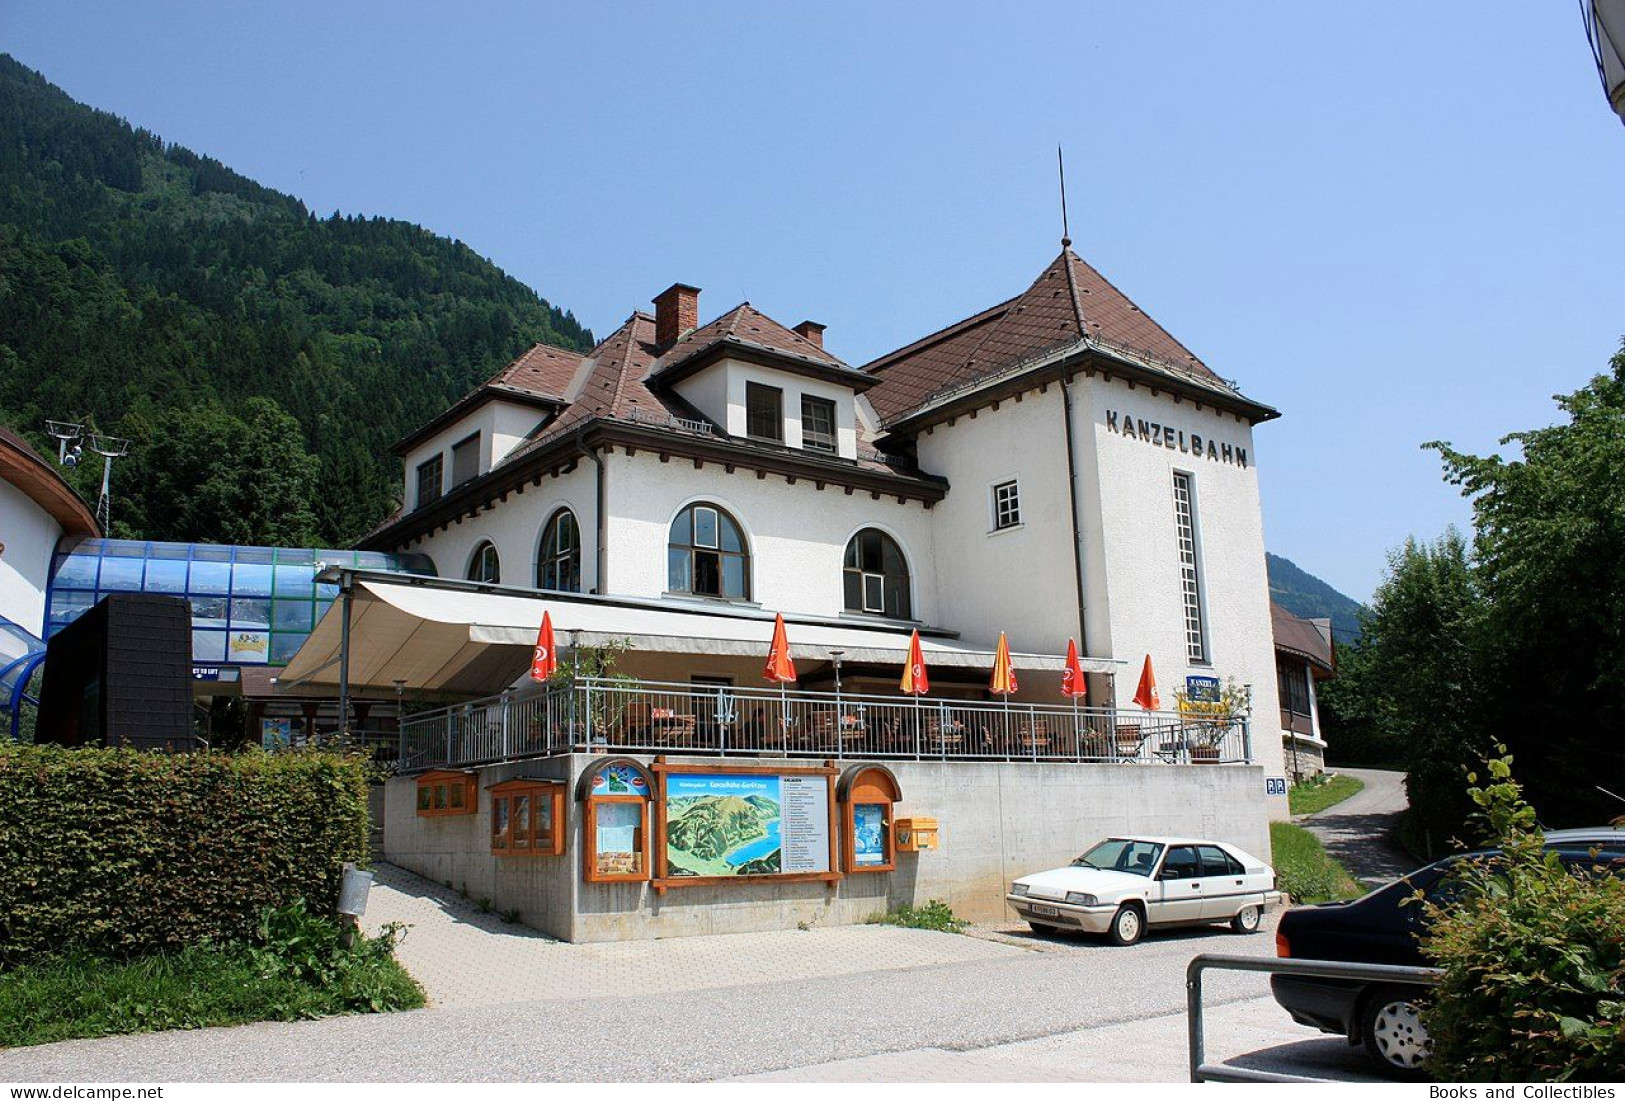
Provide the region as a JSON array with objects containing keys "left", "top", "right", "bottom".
[{"left": 397, "top": 677, "right": 1253, "bottom": 772}]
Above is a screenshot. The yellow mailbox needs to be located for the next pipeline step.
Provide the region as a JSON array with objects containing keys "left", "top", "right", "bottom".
[{"left": 894, "top": 816, "right": 939, "bottom": 852}]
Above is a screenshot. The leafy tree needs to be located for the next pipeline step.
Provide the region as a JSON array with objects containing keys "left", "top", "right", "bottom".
[
  {"left": 1427, "top": 345, "right": 1625, "bottom": 830},
  {"left": 1323, "top": 345, "right": 1625, "bottom": 844},
  {"left": 1420, "top": 751, "right": 1625, "bottom": 1080}
]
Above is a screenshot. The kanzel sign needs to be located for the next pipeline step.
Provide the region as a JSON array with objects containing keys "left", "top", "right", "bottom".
[{"left": 1105, "top": 410, "right": 1250, "bottom": 468}]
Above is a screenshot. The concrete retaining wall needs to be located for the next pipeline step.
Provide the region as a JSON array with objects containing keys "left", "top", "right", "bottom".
[{"left": 385, "top": 753, "right": 1269, "bottom": 942}]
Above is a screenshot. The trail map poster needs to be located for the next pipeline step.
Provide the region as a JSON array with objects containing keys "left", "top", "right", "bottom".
[{"left": 663, "top": 772, "right": 830, "bottom": 878}]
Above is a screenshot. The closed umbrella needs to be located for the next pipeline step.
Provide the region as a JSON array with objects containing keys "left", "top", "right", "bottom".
[
  {"left": 529, "top": 610, "right": 557, "bottom": 682},
  {"left": 1060, "top": 637, "right": 1088, "bottom": 758},
  {"left": 764, "top": 613, "right": 797, "bottom": 740},
  {"left": 900, "top": 629, "right": 930, "bottom": 756}
]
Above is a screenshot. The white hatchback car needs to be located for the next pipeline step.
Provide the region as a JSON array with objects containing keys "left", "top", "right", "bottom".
[{"left": 1007, "top": 836, "right": 1282, "bottom": 945}]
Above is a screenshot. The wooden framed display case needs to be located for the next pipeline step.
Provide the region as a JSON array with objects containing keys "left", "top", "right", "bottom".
[
  {"left": 489, "top": 778, "right": 566, "bottom": 856},
  {"left": 837, "top": 764, "right": 901, "bottom": 873},
  {"left": 577, "top": 758, "right": 655, "bottom": 883},
  {"left": 650, "top": 757, "right": 841, "bottom": 892},
  {"left": 416, "top": 770, "right": 478, "bottom": 818}
]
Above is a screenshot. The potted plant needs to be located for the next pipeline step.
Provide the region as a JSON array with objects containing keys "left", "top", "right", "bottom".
[{"left": 1171, "top": 678, "right": 1251, "bottom": 763}]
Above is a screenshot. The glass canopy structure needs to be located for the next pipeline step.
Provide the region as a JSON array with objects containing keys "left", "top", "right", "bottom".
[{"left": 46, "top": 539, "right": 435, "bottom": 668}]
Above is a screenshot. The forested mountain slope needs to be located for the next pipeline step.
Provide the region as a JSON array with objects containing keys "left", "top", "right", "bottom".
[{"left": 0, "top": 54, "right": 591, "bottom": 545}]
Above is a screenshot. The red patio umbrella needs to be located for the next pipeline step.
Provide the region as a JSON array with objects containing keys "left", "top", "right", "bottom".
[
  {"left": 529, "top": 610, "right": 557, "bottom": 682},
  {"left": 1132, "top": 654, "right": 1160, "bottom": 711},
  {"left": 1060, "top": 638, "right": 1088, "bottom": 700}
]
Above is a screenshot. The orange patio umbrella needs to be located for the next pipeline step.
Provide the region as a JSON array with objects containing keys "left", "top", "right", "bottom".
[
  {"left": 529, "top": 610, "right": 557, "bottom": 682},
  {"left": 1132, "top": 654, "right": 1161, "bottom": 711},
  {"left": 764, "top": 613, "right": 797, "bottom": 732},
  {"left": 990, "top": 632, "right": 1019, "bottom": 697},
  {"left": 764, "top": 613, "right": 797, "bottom": 684}
]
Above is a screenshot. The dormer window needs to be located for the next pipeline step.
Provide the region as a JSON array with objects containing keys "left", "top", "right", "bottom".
[
  {"left": 416, "top": 455, "right": 443, "bottom": 508},
  {"left": 745, "top": 382, "right": 783, "bottom": 443},
  {"left": 801, "top": 396, "right": 837, "bottom": 454}
]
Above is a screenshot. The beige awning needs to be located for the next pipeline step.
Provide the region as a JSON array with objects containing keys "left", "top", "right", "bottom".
[{"left": 278, "top": 574, "right": 1123, "bottom": 695}]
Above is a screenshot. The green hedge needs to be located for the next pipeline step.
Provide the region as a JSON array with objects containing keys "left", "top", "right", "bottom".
[{"left": 0, "top": 745, "right": 368, "bottom": 967}]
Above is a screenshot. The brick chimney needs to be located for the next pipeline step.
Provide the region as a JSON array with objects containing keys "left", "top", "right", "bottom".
[
  {"left": 653, "top": 283, "right": 701, "bottom": 347},
  {"left": 792, "top": 320, "right": 826, "bottom": 349}
]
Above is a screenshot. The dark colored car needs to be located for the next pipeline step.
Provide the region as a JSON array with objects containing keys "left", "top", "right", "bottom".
[{"left": 1271, "top": 843, "right": 1625, "bottom": 1077}]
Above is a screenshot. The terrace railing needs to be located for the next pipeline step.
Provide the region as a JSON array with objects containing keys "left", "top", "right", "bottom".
[{"left": 397, "top": 676, "right": 1253, "bottom": 772}]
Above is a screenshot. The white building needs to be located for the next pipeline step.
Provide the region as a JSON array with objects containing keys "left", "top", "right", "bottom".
[
  {"left": 311, "top": 244, "right": 1288, "bottom": 797},
  {"left": 0, "top": 427, "right": 98, "bottom": 735}
]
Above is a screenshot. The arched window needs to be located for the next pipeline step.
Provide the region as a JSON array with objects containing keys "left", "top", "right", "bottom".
[
  {"left": 668, "top": 503, "right": 749, "bottom": 600},
  {"left": 537, "top": 509, "right": 581, "bottom": 592},
  {"left": 843, "top": 529, "right": 910, "bottom": 618},
  {"left": 467, "top": 540, "right": 501, "bottom": 584}
]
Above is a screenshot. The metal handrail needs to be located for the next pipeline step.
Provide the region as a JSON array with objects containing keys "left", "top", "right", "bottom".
[
  {"left": 1186, "top": 953, "right": 1441, "bottom": 1083},
  {"left": 397, "top": 676, "right": 1253, "bottom": 771}
]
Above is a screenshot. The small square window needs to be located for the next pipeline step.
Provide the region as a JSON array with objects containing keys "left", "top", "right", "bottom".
[
  {"left": 862, "top": 573, "right": 885, "bottom": 614},
  {"left": 416, "top": 455, "right": 444, "bottom": 508},
  {"left": 801, "top": 395, "right": 837, "bottom": 453},
  {"left": 745, "top": 382, "right": 784, "bottom": 442},
  {"left": 992, "top": 480, "right": 1021, "bottom": 530}
]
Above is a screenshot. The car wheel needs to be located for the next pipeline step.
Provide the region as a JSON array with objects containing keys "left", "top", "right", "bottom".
[
  {"left": 1107, "top": 904, "right": 1143, "bottom": 946},
  {"left": 1230, "top": 905, "right": 1261, "bottom": 934},
  {"left": 1361, "top": 986, "right": 1431, "bottom": 1078}
]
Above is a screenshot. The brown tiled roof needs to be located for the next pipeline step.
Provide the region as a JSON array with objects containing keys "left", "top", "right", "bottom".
[
  {"left": 489, "top": 341, "right": 586, "bottom": 399},
  {"left": 863, "top": 248, "right": 1225, "bottom": 424},
  {"left": 646, "top": 302, "right": 854, "bottom": 379},
  {"left": 1272, "top": 601, "right": 1336, "bottom": 675},
  {"left": 391, "top": 338, "right": 583, "bottom": 454}
]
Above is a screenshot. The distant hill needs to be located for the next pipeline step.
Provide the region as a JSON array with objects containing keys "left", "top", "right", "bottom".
[
  {"left": 1266, "top": 553, "right": 1366, "bottom": 642},
  {"left": 0, "top": 54, "right": 592, "bottom": 545}
]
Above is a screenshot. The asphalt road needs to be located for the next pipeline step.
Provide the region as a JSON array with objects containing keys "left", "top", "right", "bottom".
[
  {"left": 1297, "top": 766, "right": 1416, "bottom": 885},
  {"left": 1, "top": 920, "right": 1304, "bottom": 1082}
]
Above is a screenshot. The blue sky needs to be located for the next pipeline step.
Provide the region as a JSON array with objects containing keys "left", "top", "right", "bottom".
[{"left": 5, "top": 3, "right": 1622, "bottom": 601}]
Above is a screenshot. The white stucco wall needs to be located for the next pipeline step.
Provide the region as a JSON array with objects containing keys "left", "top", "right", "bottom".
[
  {"left": 401, "top": 465, "right": 597, "bottom": 589},
  {"left": 913, "top": 390, "right": 1079, "bottom": 654},
  {"left": 0, "top": 480, "right": 63, "bottom": 639},
  {"left": 1077, "top": 373, "right": 1288, "bottom": 809},
  {"left": 673, "top": 358, "right": 859, "bottom": 459},
  {"left": 401, "top": 400, "right": 550, "bottom": 510},
  {"left": 603, "top": 451, "right": 936, "bottom": 622}
]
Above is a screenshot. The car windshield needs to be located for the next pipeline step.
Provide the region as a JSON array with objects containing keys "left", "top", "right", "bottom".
[{"left": 1073, "top": 838, "right": 1164, "bottom": 877}]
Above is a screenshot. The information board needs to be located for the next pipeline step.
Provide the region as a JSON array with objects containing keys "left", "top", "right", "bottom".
[{"left": 662, "top": 771, "right": 831, "bottom": 878}]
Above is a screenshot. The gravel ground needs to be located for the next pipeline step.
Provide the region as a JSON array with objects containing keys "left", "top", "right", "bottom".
[{"left": 0, "top": 917, "right": 1285, "bottom": 1082}]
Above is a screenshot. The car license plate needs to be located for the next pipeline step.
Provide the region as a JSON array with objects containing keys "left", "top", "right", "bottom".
[{"left": 1030, "top": 903, "right": 1059, "bottom": 917}]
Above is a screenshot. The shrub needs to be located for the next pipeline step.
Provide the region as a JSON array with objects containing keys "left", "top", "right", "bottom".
[
  {"left": 0, "top": 744, "right": 368, "bottom": 967},
  {"left": 1420, "top": 753, "right": 1625, "bottom": 1080},
  {"left": 872, "top": 900, "right": 967, "bottom": 933},
  {"left": 0, "top": 900, "right": 423, "bottom": 1047}
]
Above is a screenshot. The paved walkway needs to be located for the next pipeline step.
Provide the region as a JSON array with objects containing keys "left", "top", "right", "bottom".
[
  {"left": 1296, "top": 766, "right": 1415, "bottom": 885},
  {"left": 365, "top": 863, "right": 1026, "bottom": 1009},
  {"left": 0, "top": 898, "right": 1305, "bottom": 1082},
  {"left": 735, "top": 995, "right": 1379, "bottom": 1082}
]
